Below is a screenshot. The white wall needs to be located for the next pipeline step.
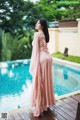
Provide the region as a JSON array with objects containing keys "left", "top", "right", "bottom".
[
  {"left": 48, "top": 19, "right": 80, "bottom": 56},
  {"left": 48, "top": 29, "right": 56, "bottom": 53}
]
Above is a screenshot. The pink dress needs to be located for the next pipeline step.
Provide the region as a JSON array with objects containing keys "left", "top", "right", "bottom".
[{"left": 29, "top": 31, "right": 55, "bottom": 117}]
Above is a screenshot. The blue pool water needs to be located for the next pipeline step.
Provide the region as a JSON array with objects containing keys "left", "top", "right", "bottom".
[{"left": 0, "top": 59, "right": 80, "bottom": 113}]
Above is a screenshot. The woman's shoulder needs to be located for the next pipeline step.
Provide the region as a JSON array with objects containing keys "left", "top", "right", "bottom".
[
  {"left": 34, "top": 32, "right": 44, "bottom": 38},
  {"left": 34, "top": 32, "right": 41, "bottom": 36}
]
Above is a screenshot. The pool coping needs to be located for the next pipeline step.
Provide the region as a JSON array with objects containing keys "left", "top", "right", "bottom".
[
  {"left": 55, "top": 90, "right": 80, "bottom": 100},
  {"left": 52, "top": 57, "right": 80, "bottom": 68},
  {"left": 1, "top": 58, "right": 80, "bottom": 116},
  {"left": 7, "top": 91, "right": 80, "bottom": 116}
]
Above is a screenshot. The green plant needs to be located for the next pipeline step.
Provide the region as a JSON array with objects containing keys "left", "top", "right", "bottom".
[
  {"left": 1, "top": 30, "right": 33, "bottom": 61},
  {"left": 52, "top": 52, "right": 80, "bottom": 63}
]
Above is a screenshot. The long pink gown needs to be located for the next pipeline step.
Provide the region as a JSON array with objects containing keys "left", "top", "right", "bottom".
[{"left": 29, "top": 31, "right": 55, "bottom": 117}]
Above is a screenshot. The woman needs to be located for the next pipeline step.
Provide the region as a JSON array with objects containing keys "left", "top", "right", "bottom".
[{"left": 29, "top": 18, "right": 55, "bottom": 117}]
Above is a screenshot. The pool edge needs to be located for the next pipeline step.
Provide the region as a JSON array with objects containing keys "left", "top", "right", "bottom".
[
  {"left": 52, "top": 57, "right": 80, "bottom": 68},
  {"left": 7, "top": 90, "right": 80, "bottom": 116},
  {"left": 55, "top": 90, "right": 80, "bottom": 101}
]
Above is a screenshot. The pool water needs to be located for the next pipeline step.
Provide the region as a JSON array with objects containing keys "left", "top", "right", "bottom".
[
  {"left": 53, "top": 64, "right": 80, "bottom": 96},
  {"left": 0, "top": 59, "right": 80, "bottom": 113}
]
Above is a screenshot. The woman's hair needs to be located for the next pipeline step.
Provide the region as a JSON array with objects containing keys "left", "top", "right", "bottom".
[{"left": 39, "top": 18, "right": 49, "bottom": 43}]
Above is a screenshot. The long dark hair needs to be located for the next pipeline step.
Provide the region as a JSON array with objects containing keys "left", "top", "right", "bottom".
[{"left": 39, "top": 18, "right": 49, "bottom": 43}]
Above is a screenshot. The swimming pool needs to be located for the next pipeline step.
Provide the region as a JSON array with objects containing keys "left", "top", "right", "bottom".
[{"left": 0, "top": 59, "right": 80, "bottom": 113}]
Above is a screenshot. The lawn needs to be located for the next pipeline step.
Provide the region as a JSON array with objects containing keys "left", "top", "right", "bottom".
[{"left": 51, "top": 52, "right": 80, "bottom": 64}]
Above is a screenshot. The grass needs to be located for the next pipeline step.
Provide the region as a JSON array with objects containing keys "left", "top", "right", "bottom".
[{"left": 51, "top": 52, "right": 80, "bottom": 64}]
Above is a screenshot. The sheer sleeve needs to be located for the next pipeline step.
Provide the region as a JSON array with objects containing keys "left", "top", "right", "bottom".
[{"left": 29, "top": 32, "right": 40, "bottom": 77}]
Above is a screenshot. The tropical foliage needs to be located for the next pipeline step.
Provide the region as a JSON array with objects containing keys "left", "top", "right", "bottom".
[
  {"left": 0, "top": 0, "right": 80, "bottom": 61},
  {"left": 0, "top": 30, "right": 34, "bottom": 61},
  {"left": 36, "top": 0, "right": 80, "bottom": 21},
  {"left": 0, "top": 0, "right": 42, "bottom": 61},
  {"left": 0, "top": 0, "right": 42, "bottom": 35}
]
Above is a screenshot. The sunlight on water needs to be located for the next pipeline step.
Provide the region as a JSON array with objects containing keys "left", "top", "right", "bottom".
[
  {"left": 0, "top": 79, "right": 32, "bottom": 113},
  {"left": 0, "top": 63, "right": 8, "bottom": 68},
  {"left": 1, "top": 68, "right": 8, "bottom": 75},
  {"left": 8, "top": 70, "right": 14, "bottom": 78}
]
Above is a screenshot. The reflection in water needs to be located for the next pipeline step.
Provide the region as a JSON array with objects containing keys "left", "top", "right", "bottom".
[
  {"left": 0, "top": 61, "right": 32, "bottom": 113},
  {"left": 1, "top": 68, "right": 8, "bottom": 75},
  {"left": 53, "top": 64, "right": 80, "bottom": 97},
  {"left": 8, "top": 70, "right": 14, "bottom": 78},
  {"left": 0, "top": 79, "right": 32, "bottom": 113},
  {"left": 0, "top": 63, "right": 8, "bottom": 68},
  {"left": 63, "top": 68, "right": 68, "bottom": 80},
  {"left": 12, "top": 64, "right": 15, "bottom": 68}
]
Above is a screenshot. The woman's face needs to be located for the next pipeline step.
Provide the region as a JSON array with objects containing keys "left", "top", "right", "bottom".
[{"left": 35, "top": 20, "right": 42, "bottom": 31}]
